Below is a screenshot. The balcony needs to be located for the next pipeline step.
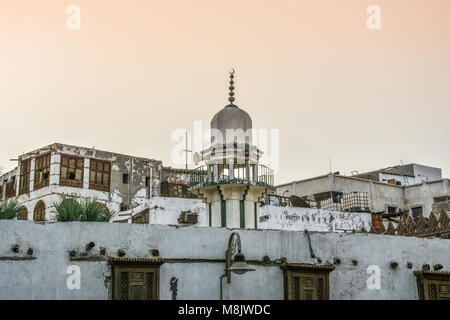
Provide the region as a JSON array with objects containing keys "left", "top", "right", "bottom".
[{"left": 189, "top": 163, "right": 275, "bottom": 191}]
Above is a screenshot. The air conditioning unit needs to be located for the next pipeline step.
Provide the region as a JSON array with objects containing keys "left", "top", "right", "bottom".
[{"left": 178, "top": 211, "right": 198, "bottom": 225}]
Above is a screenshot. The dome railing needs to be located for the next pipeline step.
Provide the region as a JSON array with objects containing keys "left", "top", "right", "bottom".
[{"left": 189, "top": 163, "right": 275, "bottom": 191}]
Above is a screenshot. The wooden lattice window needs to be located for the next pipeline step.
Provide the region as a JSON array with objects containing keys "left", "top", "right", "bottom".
[
  {"left": 89, "top": 159, "right": 111, "bottom": 192},
  {"left": 34, "top": 153, "right": 51, "bottom": 190},
  {"left": 415, "top": 270, "right": 450, "bottom": 300},
  {"left": 161, "top": 182, "right": 197, "bottom": 199},
  {"left": 110, "top": 258, "right": 163, "bottom": 300},
  {"left": 5, "top": 177, "right": 17, "bottom": 199},
  {"left": 19, "top": 159, "right": 31, "bottom": 195},
  {"left": 17, "top": 207, "right": 28, "bottom": 220},
  {"left": 33, "top": 200, "right": 46, "bottom": 221},
  {"left": 281, "top": 263, "right": 334, "bottom": 300},
  {"left": 60, "top": 155, "right": 84, "bottom": 188}
]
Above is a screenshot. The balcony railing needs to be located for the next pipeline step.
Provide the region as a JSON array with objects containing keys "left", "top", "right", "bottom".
[{"left": 190, "top": 163, "right": 275, "bottom": 190}]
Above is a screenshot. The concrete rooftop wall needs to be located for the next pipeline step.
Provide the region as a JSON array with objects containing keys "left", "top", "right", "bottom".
[
  {"left": 259, "top": 205, "right": 371, "bottom": 232},
  {"left": 277, "top": 174, "right": 450, "bottom": 216}
]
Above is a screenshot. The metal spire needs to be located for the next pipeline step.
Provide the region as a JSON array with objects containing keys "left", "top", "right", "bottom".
[{"left": 228, "top": 69, "right": 235, "bottom": 104}]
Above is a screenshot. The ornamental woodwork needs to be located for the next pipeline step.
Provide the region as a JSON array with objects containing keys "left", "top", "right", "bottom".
[
  {"left": 414, "top": 270, "right": 450, "bottom": 300},
  {"left": 89, "top": 159, "right": 111, "bottom": 192},
  {"left": 19, "top": 159, "right": 31, "bottom": 195},
  {"left": 60, "top": 155, "right": 84, "bottom": 188},
  {"left": 110, "top": 258, "right": 164, "bottom": 300},
  {"left": 281, "top": 263, "right": 334, "bottom": 300},
  {"left": 34, "top": 153, "right": 51, "bottom": 191},
  {"left": 370, "top": 210, "right": 450, "bottom": 239}
]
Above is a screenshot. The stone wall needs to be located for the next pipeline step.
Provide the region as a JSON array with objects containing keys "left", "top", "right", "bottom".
[{"left": 0, "top": 220, "right": 449, "bottom": 300}]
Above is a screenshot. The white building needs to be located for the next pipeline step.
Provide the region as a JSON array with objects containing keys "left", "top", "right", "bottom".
[
  {"left": 277, "top": 167, "right": 450, "bottom": 220},
  {"left": 0, "top": 72, "right": 449, "bottom": 301}
]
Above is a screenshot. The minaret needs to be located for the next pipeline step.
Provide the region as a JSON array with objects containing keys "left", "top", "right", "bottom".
[{"left": 190, "top": 70, "right": 274, "bottom": 229}]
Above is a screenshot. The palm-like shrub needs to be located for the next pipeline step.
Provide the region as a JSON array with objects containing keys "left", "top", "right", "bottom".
[
  {"left": 54, "top": 199, "right": 81, "bottom": 222},
  {"left": 54, "top": 198, "right": 113, "bottom": 222},
  {"left": 0, "top": 201, "right": 25, "bottom": 220},
  {"left": 78, "top": 199, "right": 113, "bottom": 222}
]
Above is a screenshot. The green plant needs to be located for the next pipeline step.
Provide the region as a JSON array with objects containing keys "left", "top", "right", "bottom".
[
  {"left": 54, "top": 198, "right": 113, "bottom": 222},
  {"left": 79, "top": 198, "right": 113, "bottom": 222},
  {"left": 54, "top": 198, "right": 81, "bottom": 222},
  {"left": 0, "top": 201, "right": 25, "bottom": 220}
]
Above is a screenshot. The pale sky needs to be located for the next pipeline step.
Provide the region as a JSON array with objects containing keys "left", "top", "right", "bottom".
[{"left": 1, "top": 0, "right": 449, "bottom": 185}]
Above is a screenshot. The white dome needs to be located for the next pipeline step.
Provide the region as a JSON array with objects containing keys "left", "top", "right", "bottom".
[{"left": 210, "top": 104, "right": 252, "bottom": 145}]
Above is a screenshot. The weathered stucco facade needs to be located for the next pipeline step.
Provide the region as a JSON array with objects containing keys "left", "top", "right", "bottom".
[
  {"left": 259, "top": 205, "right": 372, "bottom": 232},
  {"left": 0, "top": 220, "right": 448, "bottom": 300},
  {"left": 0, "top": 143, "right": 163, "bottom": 220},
  {"left": 277, "top": 173, "right": 450, "bottom": 218}
]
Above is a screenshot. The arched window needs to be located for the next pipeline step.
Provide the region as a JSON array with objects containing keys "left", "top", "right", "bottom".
[
  {"left": 33, "top": 201, "right": 46, "bottom": 221},
  {"left": 17, "top": 207, "right": 28, "bottom": 220}
]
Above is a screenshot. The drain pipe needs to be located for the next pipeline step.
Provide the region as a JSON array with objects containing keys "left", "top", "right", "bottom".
[
  {"left": 304, "top": 229, "right": 316, "bottom": 259},
  {"left": 220, "top": 273, "right": 227, "bottom": 300}
]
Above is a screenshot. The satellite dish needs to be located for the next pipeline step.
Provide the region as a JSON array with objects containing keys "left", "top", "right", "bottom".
[
  {"left": 289, "top": 195, "right": 311, "bottom": 208},
  {"left": 193, "top": 152, "right": 202, "bottom": 165}
]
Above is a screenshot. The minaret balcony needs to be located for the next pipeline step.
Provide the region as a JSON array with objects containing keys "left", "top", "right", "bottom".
[{"left": 189, "top": 163, "right": 275, "bottom": 191}]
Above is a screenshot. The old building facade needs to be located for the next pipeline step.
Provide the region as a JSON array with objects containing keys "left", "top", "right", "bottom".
[
  {"left": 0, "top": 143, "right": 163, "bottom": 221},
  {"left": 0, "top": 72, "right": 449, "bottom": 300},
  {"left": 276, "top": 168, "right": 450, "bottom": 220}
]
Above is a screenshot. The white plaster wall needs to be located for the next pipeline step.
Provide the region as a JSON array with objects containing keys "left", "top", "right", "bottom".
[
  {"left": 118, "top": 198, "right": 371, "bottom": 234},
  {"left": 49, "top": 153, "right": 60, "bottom": 186},
  {"left": 226, "top": 200, "right": 240, "bottom": 229},
  {"left": 277, "top": 174, "right": 407, "bottom": 213},
  {"left": 245, "top": 201, "right": 256, "bottom": 229},
  {"left": 0, "top": 221, "right": 449, "bottom": 300},
  {"left": 259, "top": 205, "right": 372, "bottom": 232},
  {"left": 412, "top": 164, "right": 442, "bottom": 182},
  {"left": 211, "top": 201, "right": 221, "bottom": 227},
  {"left": 148, "top": 197, "right": 207, "bottom": 226},
  {"left": 16, "top": 185, "right": 119, "bottom": 221},
  {"left": 404, "top": 179, "right": 450, "bottom": 216}
]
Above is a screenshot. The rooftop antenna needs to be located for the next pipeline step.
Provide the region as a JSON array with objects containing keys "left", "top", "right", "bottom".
[
  {"left": 328, "top": 158, "right": 334, "bottom": 206},
  {"left": 182, "top": 131, "right": 192, "bottom": 171}
]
